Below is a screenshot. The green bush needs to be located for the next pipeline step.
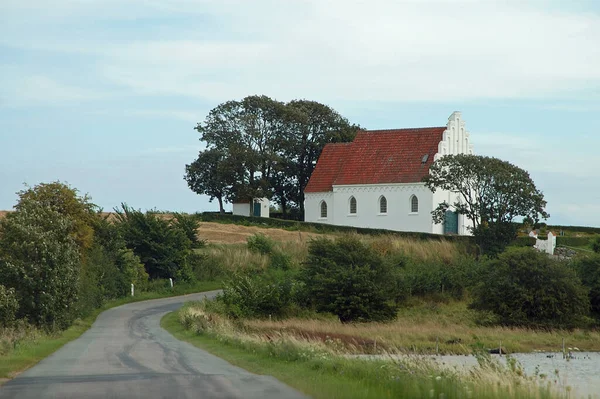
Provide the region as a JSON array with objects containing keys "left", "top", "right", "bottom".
[
  {"left": 556, "top": 236, "right": 592, "bottom": 247},
  {"left": 173, "top": 213, "right": 205, "bottom": 248},
  {"left": 115, "top": 204, "right": 193, "bottom": 281},
  {"left": 572, "top": 254, "right": 600, "bottom": 318},
  {"left": 302, "top": 236, "right": 398, "bottom": 323},
  {"left": 0, "top": 284, "right": 18, "bottom": 327},
  {"left": 508, "top": 236, "right": 536, "bottom": 247},
  {"left": 217, "top": 273, "right": 297, "bottom": 318},
  {"left": 592, "top": 237, "right": 600, "bottom": 254},
  {"left": 0, "top": 204, "right": 80, "bottom": 330},
  {"left": 247, "top": 233, "right": 275, "bottom": 255},
  {"left": 473, "top": 222, "right": 518, "bottom": 257},
  {"left": 269, "top": 251, "right": 292, "bottom": 270},
  {"left": 188, "top": 252, "right": 227, "bottom": 281},
  {"left": 470, "top": 248, "right": 589, "bottom": 328}
]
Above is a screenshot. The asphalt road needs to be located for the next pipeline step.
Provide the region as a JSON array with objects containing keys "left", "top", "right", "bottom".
[{"left": 0, "top": 291, "right": 307, "bottom": 399}]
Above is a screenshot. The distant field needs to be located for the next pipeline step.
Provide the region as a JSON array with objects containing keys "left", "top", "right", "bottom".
[{"left": 0, "top": 211, "right": 321, "bottom": 245}]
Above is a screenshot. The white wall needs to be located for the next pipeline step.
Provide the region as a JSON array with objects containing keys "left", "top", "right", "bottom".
[
  {"left": 255, "top": 198, "right": 270, "bottom": 218},
  {"left": 232, "top": 198, "right": 270, "bottom": 218},
  {"left": 306, "top": 183, "right": 437, "bottom": 233},
  {"left": 232, "top": 203, "right": 250, "bottom": 216}
]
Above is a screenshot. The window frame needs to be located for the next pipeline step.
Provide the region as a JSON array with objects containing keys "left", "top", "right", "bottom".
[
  {"left": 320, "top": 200, "right": 328, "bottom": 218},
  {"left": 379, "top": 195, "right": 388, "bottom": 215},
  {"left": 348, "top": 196, "right": 357, "bottom": 215},
  {"left": 410, "top": 195, "right": 419, "bottom": 214}
]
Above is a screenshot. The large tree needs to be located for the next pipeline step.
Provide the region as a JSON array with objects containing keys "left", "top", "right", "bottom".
[
  {"left": 423, "top": 154, "right": 549, "bottom": 254},
  {"left": 185, "top": 148, "right": 234, "bottom": 213},
  {"left": 281, "top": 100, "right": 359, "bottom": 217},
  {"left": 194, "top": 95, "right": 287, "bottom": 203},
  {"left": 188, "top": 96, "right": 358, "bottom": 218}
]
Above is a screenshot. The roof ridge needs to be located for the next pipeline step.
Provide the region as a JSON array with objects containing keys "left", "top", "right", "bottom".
[{"left": 362, "top": 126, "right": 446, "bottom": 133}]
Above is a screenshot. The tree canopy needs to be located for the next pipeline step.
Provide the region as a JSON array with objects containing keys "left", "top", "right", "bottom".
[
  {"left": 185, "top": 95, "right": 359, "bottom": 217},
  {"left": 423, "top": 154, "right": 549, "bottom": 254}
]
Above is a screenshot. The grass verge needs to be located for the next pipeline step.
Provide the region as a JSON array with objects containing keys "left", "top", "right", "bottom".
[
  {"left": 161, "top": 306, "right": 560, "bottom": 399},
  {"left": 0, "top": 280, "right": 221, "bottom": 380}
]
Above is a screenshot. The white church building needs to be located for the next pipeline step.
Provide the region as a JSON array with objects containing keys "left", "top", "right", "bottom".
[{"left": 304, "top": 112, "right": 474, "bottom": 235}]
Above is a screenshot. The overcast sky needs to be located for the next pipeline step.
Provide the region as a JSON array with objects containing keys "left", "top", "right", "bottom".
[{"left": 1, "top": 0, "right": 599, "bottom": 226}]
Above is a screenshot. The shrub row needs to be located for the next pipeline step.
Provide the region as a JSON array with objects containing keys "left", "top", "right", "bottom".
[
  {"left": 199, "top": 213, "right": 471, "bottom": 243},
  {"left": 556, "top": 236, "right": 592, "bottom": 247}
]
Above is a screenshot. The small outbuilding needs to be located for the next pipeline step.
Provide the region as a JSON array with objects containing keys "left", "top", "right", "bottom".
[{"left": 232, "top": 198, "right": 270, "bottom": 218}]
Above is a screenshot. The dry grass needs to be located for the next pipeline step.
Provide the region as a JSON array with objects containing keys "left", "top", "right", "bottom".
[
  {"left": 196, "top": 221, "right": 321, "bottom": 245},
  {"left": 174, "top": 303, "right": 567, "bottom": 399},
  {"left": 241, "top": 299, "right": 600, "bottom": 355},
  {"left": 364, "top": 234, "right": 463, "bottom": 263}
]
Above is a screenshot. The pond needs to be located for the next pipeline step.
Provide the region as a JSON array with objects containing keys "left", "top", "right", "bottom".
[{"left": 351, "top": 352, "right": 600, "bottom": 398}]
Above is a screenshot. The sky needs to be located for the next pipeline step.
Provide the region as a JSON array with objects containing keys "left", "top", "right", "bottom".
[{"left": 0, "top": 0, "right": 599, "bottom": 226}]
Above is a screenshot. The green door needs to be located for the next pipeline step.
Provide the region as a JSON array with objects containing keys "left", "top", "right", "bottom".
[
  {"left": 253, "top": 202, "right": 261, "bottom": 217},
  {"left": 444, "top": 211, "right": 458, "bottom": 234}
]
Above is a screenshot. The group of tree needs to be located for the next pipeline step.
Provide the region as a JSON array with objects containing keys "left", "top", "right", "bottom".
[
  {"left": 184, "top": 95, "right": 359, "bottom": 218},
  {"left": 0, "top": 182, "right": 202, "bottom": 331}
]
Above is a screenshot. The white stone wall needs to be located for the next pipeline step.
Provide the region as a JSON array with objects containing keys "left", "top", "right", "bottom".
[{"left": 306, "top": 183, "right": 438, "bottom": 233}]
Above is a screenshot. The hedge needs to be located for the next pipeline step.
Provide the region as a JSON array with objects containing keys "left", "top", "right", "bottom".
[
  {"left": 556, "top": 236, "right": 592, "bottom": 247},
  {"left": 198, "top": 212, "right": 471, "bottom": 242}
]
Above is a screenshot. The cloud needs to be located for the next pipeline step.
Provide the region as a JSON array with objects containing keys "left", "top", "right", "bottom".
[
  {"left": 0, "top": 72, "right": 103, "bottom": 107},
  {"left": 2, "top": 1, "right": 599, "bottom": 104}
]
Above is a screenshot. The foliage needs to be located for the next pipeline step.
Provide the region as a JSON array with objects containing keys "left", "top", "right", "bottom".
[
  {"left": 114, "top": 204, "right": 192, "bottom": 281},
  {"left": 423, "top": 154, "right": 549, "bottom": 255},
  {"left": 508, "top": 236, "right": 537, "bottom": 247},
  {"left": 187, "top": 252, "right": 227, "bottom": 281},
  {"left": 472, "top": 222, "right": 518, "bottom": 257},
  {"left": 302, "top": 236, "right": 398, "bottom": 322},
  {"left": 556, "top": 236, "right": 592, "bottom": 248},
  {"left": 191, "top": 95, "right": 359, "bottom": 217},
  {"left": 592, "top": 237, "right": 600, "bottom": 253},
  {"left": 277, "top": 99, "right": 359, "bottom": 217},
  {"left": 13, "top": 181, "right": 99, "bottom": 253},
  {"left": 172, "top": 213, "right": 204, "bottom": 248},
  {"left": 0, "top": 203, "right": 80, "bottom": 330},
  {"left": 470, "top": 248, "right": 589, "bottom": 328},
  {"left": 216, "top": 273, "right": 297, "bottom": 318},
  {"left": 572, "top": 254, "right": 600, "bottom": 318},
  {"left": 0, "top": 285, "right": 18, "bottom": 327},
  {"left": 247, "top": 233, "right": 275, "bottom": 255},
  {"left": 184, "top": 148, "right": 233, "bottom": 213},
  {"left": 395, "top": 256, "right": 483, "bottom": 300}
]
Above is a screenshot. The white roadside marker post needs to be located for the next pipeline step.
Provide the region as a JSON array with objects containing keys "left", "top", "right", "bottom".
[
  {"left": 169, "top": 278, "right": 173, "bottom": 289},
  {"left": 131, "top": 284, "right": 134, "bottom": 297}
]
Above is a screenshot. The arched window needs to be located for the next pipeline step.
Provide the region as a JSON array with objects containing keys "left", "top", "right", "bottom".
[
  {"left": 410, "top": 195, "right": 419, "bottom": 213},
  {"left": 379, "top": 196, "right": 387, "bottom": 214},
  {"left": 320, "top": 201, "right": 328, "bottom": 218},
  {"left": 349, "top": 196, "right": 357, "bottom": 214}
]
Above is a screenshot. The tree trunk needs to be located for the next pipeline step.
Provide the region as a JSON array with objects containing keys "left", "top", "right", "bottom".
[
  {"left": 281, "top": 197, "right": 288, "bottom": 219},
  {"left": 218, "top": 197, "right": 224, "bottom": 214}
]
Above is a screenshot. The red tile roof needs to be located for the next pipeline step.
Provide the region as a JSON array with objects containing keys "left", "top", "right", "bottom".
[{"left": 304, "top": 127, "right": 445, "bottom": 193}]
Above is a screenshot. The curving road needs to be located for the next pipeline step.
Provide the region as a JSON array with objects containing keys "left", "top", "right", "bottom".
[{"left": 0, "top": 292, "right": 307, "bottom": 399}]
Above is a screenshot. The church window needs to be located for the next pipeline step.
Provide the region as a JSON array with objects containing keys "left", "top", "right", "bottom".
[
  {"left": 379, "top": 196, "right": 387, "bottom": 214},
  {"left": 349, "top": 196, "right": 357, "bottom": 214},
  {"left": 320, "top": 201, "right": 328, "bottom": 218},
  {"left": 410, "top": 195, "right": 419, "bottom": 213}
]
